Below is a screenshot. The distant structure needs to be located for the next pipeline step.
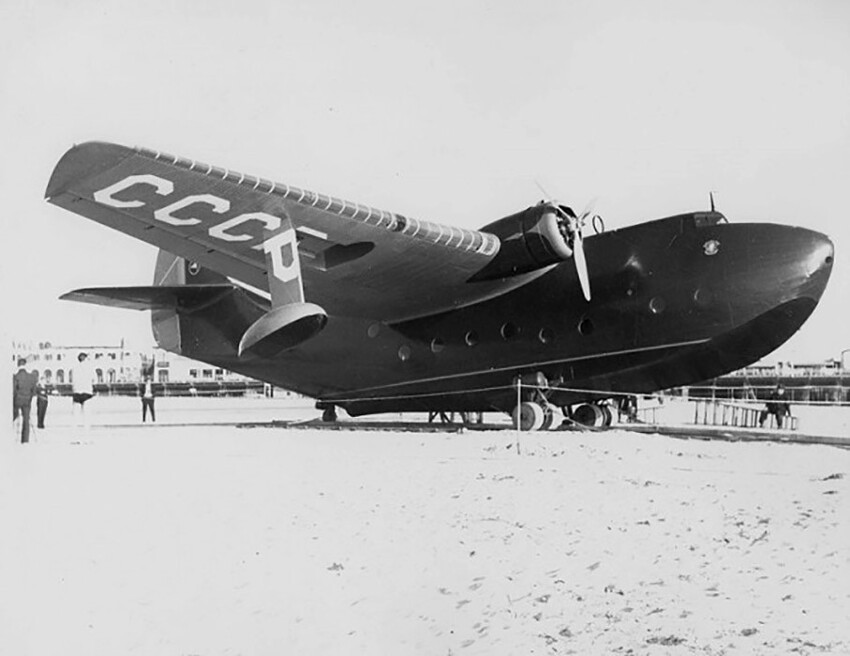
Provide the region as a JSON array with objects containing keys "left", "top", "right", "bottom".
[
  {"left": 725, "top": 358, "right": 845, "bottom": 378},
  {"left": 141, "top": 347, "right": 253, "bottom": 385},
  {"left": 679, "top": 355, "right": 850, "bottom": 405},
  {"left": 10, "top": 340, "right": 253, "bottom": 387},
  {"left": 11, "top": 340, "right": 138, "bottom": 387}
]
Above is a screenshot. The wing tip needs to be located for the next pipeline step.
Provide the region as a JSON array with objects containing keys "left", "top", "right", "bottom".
[
  {"left": 45, "top": 140, "right": 135, "bottom": 201},
  {"left": 59, "top": 288, "right": 106, "bottom": 304}
]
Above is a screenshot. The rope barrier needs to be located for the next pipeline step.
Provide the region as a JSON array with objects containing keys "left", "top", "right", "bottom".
[{"left": 321, "top": 379, "right": 850, "bottom": 408}]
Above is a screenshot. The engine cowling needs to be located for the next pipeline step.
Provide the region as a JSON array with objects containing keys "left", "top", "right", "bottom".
[{"left": 470, "top": 203, "right": 574, "bottom": 281}]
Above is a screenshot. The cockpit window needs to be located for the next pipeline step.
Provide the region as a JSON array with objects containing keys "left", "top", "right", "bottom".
[{"left": 693, "top": 211, "right": 727, "bottom": 228}]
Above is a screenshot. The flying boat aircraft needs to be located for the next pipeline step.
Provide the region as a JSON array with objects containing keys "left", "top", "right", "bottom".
[{"left": 46, "top": 142, "right": 834, "bottom": 429}]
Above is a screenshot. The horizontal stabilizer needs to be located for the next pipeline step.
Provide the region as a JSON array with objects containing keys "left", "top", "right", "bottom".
[{"left": 60, "top": 285, "right": 237, "bottom": 311}]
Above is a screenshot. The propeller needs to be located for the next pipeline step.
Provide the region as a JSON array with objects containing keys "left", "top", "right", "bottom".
[
  {"left": 534, "top": 181, "right": 594, "bottom": 301},
  {"left": 552, "top": 201, "right": 593, "bottom": 302}
]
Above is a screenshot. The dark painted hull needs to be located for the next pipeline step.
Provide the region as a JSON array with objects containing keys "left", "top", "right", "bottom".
[{"left": 163, "top": 212, "right": 833, "bottom": 416}]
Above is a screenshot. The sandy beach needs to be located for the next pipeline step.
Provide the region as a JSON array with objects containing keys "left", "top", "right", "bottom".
[{"left": 1, "top": 403, "right": 848, "bottom": 655}]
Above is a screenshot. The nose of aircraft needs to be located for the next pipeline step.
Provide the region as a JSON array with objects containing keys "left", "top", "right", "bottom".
[
  {"left": 775, "top": 226, "right": 834, "bottom": 303},
  {"left": 800, "top": 230, "right": 834, "bottom": 287},
  {"left": 670, "top": 222, "right": 835, "bottom": 380},
  {"left": 716, "top": 223, "right": 834, "bottom": 356},
  {"left": 723, "top": 223, "right": 833, "bottom": 304}
]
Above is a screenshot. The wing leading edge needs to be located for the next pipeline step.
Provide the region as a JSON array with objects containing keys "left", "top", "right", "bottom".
[{"left": 46, "top": 142, "right": 549, "bottom": 321}]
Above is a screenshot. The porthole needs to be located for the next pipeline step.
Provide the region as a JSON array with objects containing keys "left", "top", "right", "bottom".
[
  {"left": 578, "top": 318, "right": 594, "bottom": 336},
  {"left": 538, "top": 328, "right": 555, "bottom": 344},
  {"left": 693, "top": 287, "right": 714, "bottom": 308},
  {"left": 367, "top": 323, "right": 381, "bottom": 338},
  {"left": 430, "top": 338, "right": 445, "bottom": 354},
  {"left": 465, "top": 331, "right": 479, "bottom": 347},
  {"left": 500, "top": 322, "right": 520, "bottom": 341},
  {"left": 398, "top": 345, "right": 412, "bottom": 361},
  {"left": 187, "top": 262, "right": 200, "bottom": 276},
  {"left": 649, "top": 296, "right": 666, "bottom": 314}
]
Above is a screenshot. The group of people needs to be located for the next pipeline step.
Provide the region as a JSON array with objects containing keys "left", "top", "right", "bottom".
[
  {"left": 12, "top": 352, "right": 158, "bottom": 443},
  {"left": 13, "top": 352, "right": 95, "bottom": 442}
]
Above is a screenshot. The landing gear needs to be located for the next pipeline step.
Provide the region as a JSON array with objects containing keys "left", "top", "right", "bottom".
[
  {"left": 571, "top": 402, "right": 613, "bottom": 427},
  {"left": 321, "top": 406, "right": 338, "bottom": 422},
  {"left": 572, "top": 403, "right": 602, "bottom": 427},
  {"left": 601, "top": 404, "right": 613, "bottom": 427},
  {"left": 512, "top": 401, "right": 546, "bottom": 431},
  {"left": 540, "top": 405, "right": 556, "bottom": 431},
  {"left": 511, "top": 370, "right": 559, "bottom": 431}
]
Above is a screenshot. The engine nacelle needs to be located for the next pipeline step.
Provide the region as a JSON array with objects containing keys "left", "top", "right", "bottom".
[{"left": 470, "top": 204, "right": 574, "bottom": 281}]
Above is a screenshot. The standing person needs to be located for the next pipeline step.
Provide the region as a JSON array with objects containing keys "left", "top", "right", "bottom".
[
  {"left": 618, "top": 395, "right": 638, "bottom": 423},
  {"left": 759, "top": 383, "right": 791, "bottom": 429},
  {"left": 140, "top": 374, "right": 156, "bottom": 423},
  {"left": 36, "top": 378, "right": 50, "bottom": 429},
  {"left": 71, "top": 352, "right": 95, "bottom": 427},
  {"left": 12, "top": 358, "right": 38, "bottom": 444}
]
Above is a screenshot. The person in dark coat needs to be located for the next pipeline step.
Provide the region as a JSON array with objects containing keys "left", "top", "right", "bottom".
[
  {"left": 759, "top": 383, "right": 791, "bottom": 429},
  {"left": 12, "top": 358, "right": 38, "bottom": 443},
  {"left": 36, "top": 379, "right": 50, "bottom": 429},
  {"left": 140, "top": 375, "right": 156, "bottom": 423}
]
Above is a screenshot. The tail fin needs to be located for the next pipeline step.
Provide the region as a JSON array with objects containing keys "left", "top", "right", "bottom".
[
  {"left": 62, "top": 250, "right": 276, "bottom": 358},
  {"left": 151, "top": 252, "right": 236, "bottom": 351},
  {"left": 154, "top": 251, "right": 232, "bottom": 286},
  {"left": 61, "top": 251, "right": 244, "bottom": 353}
]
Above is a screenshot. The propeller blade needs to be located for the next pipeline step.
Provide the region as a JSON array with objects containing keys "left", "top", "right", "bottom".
[
  {"left": 539, "top": 194, "right": 593, "bottom": 300},
  {"left": 573, "top": 230, "right": 591, "bottom": 301}
]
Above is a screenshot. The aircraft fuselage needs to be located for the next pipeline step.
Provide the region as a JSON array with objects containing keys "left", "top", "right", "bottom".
[{"left": 171, "top": 210, "right": 833, "bottom": 416}]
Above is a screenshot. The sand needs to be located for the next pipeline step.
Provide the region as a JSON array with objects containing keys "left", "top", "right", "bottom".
[{"left": 1, "top": 412, "right": 848, "bottom": 654}]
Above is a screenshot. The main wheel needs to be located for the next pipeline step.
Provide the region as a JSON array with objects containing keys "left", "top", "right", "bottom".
[
  {"left": 322, "top": 406, "right": 338, "bottom": 422},
  {"left": 512, "top": 401, "right": 545, "bottom": 431},
  {"left": 572, "top": 403, "right": 604, "bottom": 427}
]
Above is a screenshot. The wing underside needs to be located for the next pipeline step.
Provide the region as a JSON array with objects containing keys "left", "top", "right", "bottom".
[{"left": 46, "top": 142, "right": 546, "bottom": 321}]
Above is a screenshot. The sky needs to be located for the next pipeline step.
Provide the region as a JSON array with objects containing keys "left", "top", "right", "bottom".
[{"left": 2, "top": 0, "right": 849, "bottom": 363}]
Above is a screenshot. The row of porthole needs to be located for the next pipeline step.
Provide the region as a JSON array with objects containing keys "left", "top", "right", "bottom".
[
  {"left": 370, "top": 322, "right": 587, "bottom": 346},
  {"left": 377, "top": 296, "right": 670, "bottom": 361},
  {"left": 373, "top": 319, "right": 598, "bottom": 362},
  {"left": 369, "top": 295, "right": 673, "bottom": 345}
]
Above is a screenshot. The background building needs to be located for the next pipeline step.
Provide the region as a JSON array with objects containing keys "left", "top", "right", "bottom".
[
  {"left": 11, "top": 340, "right": 141, "bottom": 387},
  {"left": 11, "top": 341, "right": 261, "bottom": 396}
]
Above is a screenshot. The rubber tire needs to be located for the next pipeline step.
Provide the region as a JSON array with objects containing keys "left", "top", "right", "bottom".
[
  {"left": 513, "top": 401, "right": 545, "bottom": 431},
  {"left": 322, "top": 407, "right": 338, "bottom": 422},
  {"left": 572, "top": 403, "right": 604, "bottom": 427}
]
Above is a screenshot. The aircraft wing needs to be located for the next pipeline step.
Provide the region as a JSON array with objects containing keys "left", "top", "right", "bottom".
[{"left": 46, "top": 142, "right": 540, "bottom": 321}]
